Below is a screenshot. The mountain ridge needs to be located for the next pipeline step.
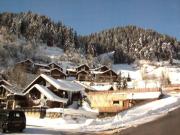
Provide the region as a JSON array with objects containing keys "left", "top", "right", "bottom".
[{"left": 0, "top": 12, "right": 180, "bottom": 64}]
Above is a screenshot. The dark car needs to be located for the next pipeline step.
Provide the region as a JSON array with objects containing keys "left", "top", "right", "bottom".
[{"left": 0, "top": 110, "right": 26, "bottom": 133}]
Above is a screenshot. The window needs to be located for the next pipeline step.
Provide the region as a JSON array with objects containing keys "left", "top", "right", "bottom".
[
  {"left": 113, "top": 100, "right": 119, "bottom": 105},
  {"left": 15, "top": 113, "right": 20, "bottom": 118}
]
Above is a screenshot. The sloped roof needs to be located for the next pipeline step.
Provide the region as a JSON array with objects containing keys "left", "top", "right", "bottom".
[
  {"left": 66, "top": 68, "right": 77, "bottom": 72},
  {"left": 76, "top": 70, "right": 89, "bottom": 75},
  {"left": 57, "top": 79, "right": 85, "bottom": 92},
  {"left": 0, "top": 80, "right": 12, "bottom": 86},
  {"left": 50, "top": 68, "right": 66, "bottom": 76},
  {"left": 101, "top": 69, "right": 118, "bottom": 75},
  {"left": 24, "top": 84, "right": 68, "bottom": 103},
  {"left": 76, "top": 64, "right": 90, "bottom": 70},
  {"left": 0, "top": 85, "right": 14, "bottom": 93},
  {"left": 24, "top": 74, "right": 84, "bottom": 93},
  {"left": 91, "top": 69, "right": 118, "bottom": 75},
  {"left": 16, "top": 59, "right": 33, "bottom": 64},
  {"left": 94, "top": 65, "right": 109, "bottom": 71},
  {"left": 48, "top": 62, "right": 63, "bottom": 70},
  {"left": 75, "top": 81, "right": 112, "bottom": 91},
  {"left": 34, "top": 63, "right": 49, "bottom": 68}
]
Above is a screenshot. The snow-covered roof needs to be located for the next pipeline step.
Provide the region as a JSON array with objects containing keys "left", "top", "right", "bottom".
[
  {"left": 0, "top": 80, "right": 12, "bottom": 86},
  {"left": 34, "top": 63, "right": 49, "bottom": 68},
  {"left": 76, "top": 64, "right": 89, "bottom": 69},
  {"left": 90, "top": 85, "right": 113, "bottom": 91},
  {"left": 91, "top": 69, "right": 117, "bottom": 75},
  {"left": 75, "top": 81, "right": 112, "bottom": 91},
  {"left": 16, "top": 59, "right": 33, "bottom": 64},
  {"left": 93, "top": 65, "right": 109, "bottom": 71},
  {"left": 0, "top": 85, "right": 14, "bottom": 93},
  {"left": 90, "top": 71, "right": 104, "bottom": 74},
  {"left": 24, "top": 84, "right": 68, "bottom": 103},
  {"left": 66, "top": 68, "right": 76, "bottom": 72},
  {"left": 24, "top": 74, "right": 84, "bottom": 93},
  {"left": 101, "top": 69, "right": 118, "bottom": 75},
  {"left": 51, "top": 68, "right": 66, "bottom": 75},
  {"left": 48, "top": 62, "right": 63, "bottom": 69},
  {"left": 39, "top": 68, "right": 51, "bottom": 72},
  {"left": 57, "top": 79, "right": 85, "bottom": 92},
  {"left": 76, "top": 70, "right": 89, "bottom": 75}
]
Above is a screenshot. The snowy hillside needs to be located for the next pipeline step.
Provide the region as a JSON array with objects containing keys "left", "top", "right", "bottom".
[
  {"left": 112, "top": 60, "right": 180, "bottom": 85},
  {"left": 38, "top": 46, "right": 64, "bottom": 60}
]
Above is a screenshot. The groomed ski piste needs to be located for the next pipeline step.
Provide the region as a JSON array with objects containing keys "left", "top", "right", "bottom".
[{"left": 27, "top": 92, "right": 180, "bottom": 133}]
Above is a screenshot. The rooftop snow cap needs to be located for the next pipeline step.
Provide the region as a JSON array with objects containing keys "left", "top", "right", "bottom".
[{"left": 24, "top": 74, "right": 84, "bottom": 93}]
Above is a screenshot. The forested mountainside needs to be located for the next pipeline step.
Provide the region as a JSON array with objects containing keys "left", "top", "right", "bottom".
[
  {"left": 0, "top": 12, "right": 180, "bottom": 64},
  {"left": 0, "top": 12, "right": 79, "bottom": 51},
  {"left": 80, "top": 26, "right": 180, "bottom": 63}
]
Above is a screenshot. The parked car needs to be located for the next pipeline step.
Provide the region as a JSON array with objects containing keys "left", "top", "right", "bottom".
[{"left": 0, "top": 110, "right": 26, "bottom": 133}]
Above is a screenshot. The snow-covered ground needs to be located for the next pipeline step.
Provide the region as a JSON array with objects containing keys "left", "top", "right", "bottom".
[
  {"left": 39, "top": 46, "right": 64, "bottom": 60},
  {"left": 112, "top": 61, "right": 180, "bottom": 86},
  {"left": 5, "top": 126, "right": 68, "bottom": 135},
  {"left": 26, "top": 93, "right": 180, "bottom": 133},
  {"left": 21, "top": 59, "right": 180, "bottom": 133}
]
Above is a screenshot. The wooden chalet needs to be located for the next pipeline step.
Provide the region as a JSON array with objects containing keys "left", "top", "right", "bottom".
[
  {"left": 38, "top": 68, "right": 66, "bottom": 79},
  {"left": 34, "top": 63, "right": 50, "bottom": 71},
  {"left": 38, "top": 68, "right": 51, "bottom": 75},
  {"left": 66, "top": 64, "right": 90, "bottom": 77},
  {"left": 76, "top": 70, "right": 90, "bottom": 81},
  {"left": 15, "top": 59, "right": 34, "bottom": 72},
  {"left": 48, "top": 62, "right": 63, "bottom": 71},
  {"left": 24, "top": 84, "right": 68, "bottom": 108},
  {"left": 93, "top": 69, "right": 118, "bottom": 82},
  {"left": 20, "top": 74, "right": 84, "bottom": 108},
  {"left": 94, "top": 65, "right": 109, "bottom": 72},
  {"left": 66, "top": 68, "right": 77, "bottom": 77},
  {"left": 50, "top": 68, "right": 66, "bottom": 79},
  {"left": 87, "top": 88, "right": 162, "bottom": 113},
  {"left": 76, "top": 64, "right": 90, "bottom": 72}
]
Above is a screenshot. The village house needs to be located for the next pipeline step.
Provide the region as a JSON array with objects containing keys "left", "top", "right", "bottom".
[
  {"left": 76, "top": 81, "right": 115, "bottom": 92},
  {"left": 66, "top": 68, "right": 77, "bottom": 77},
  {"left": 76, "top": 70, "right": 90, "bottom": 81},
  {"left": 38, "top": 68, "right": 51, "bottom": 75},
  {"left": 18, "top": 74, "right": 85, "bottom": 109},
  {"left": 66, "top": 64, "right": 90, "bottom": 78},
  {"left": 76, "top": 64, "right": 90, "bottom": 72},
  {"left": 50, "top": 68, "right": 66, "bottom": 79},
  {"left": 15, "top": 59, "right": 35, "bottom": 73},
  {"left": 48, "top": 62, "right": 63, "bottom": 71},
  {"left": 94, "top": 65, "right": 109, "bottom": 72},
  {"left": 38, "top": 68, "right": 66, "bottom": 79},
  {"left": 87, "top": 88, "right": 162, "bottom": 113},
  {"left": 0, "top": 80, "right": 14, "bottom": 108},
  {"left": 92, "top": 69, "right": 118, "bottom": 82}
]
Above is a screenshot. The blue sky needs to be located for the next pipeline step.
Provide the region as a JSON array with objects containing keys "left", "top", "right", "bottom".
[{"left": 0, "top": 0, "right": 180, "bottom": 40}]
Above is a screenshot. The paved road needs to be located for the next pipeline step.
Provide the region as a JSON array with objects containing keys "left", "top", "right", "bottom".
[{"left": 114, "top": 107, "right": 180, "bottom": 135}]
